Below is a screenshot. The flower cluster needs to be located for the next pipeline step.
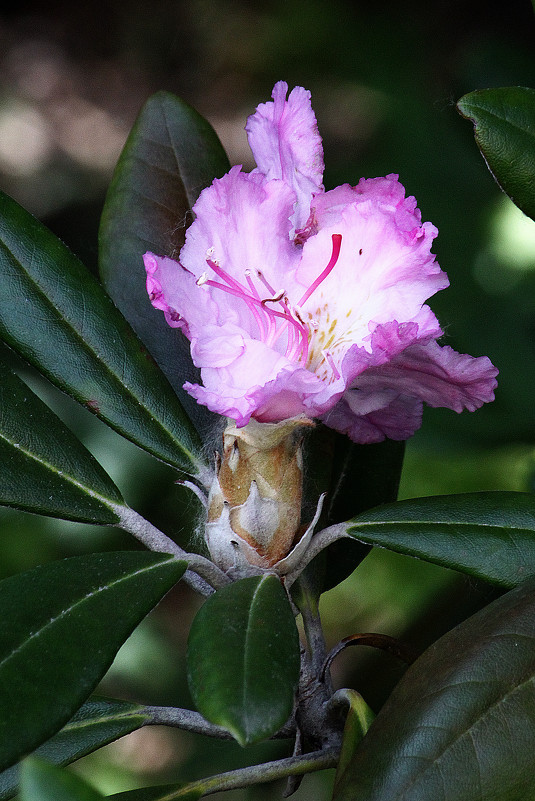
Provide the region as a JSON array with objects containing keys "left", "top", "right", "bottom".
[{"left": 144, "top": 82, "right": 497, "bottom": 444}]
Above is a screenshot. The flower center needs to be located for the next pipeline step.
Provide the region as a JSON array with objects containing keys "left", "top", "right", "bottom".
[{"left": 197, "top": 234, "right": 342, "bottom": 365}]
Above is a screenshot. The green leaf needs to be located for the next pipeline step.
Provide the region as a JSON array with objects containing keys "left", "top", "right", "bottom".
[
  {"left": 332, "top": 575, "right": 535, "bottom": 801},
  {"left": 0, "top": 189, "right": 202, "bottom": 474},
  {"left": 457, "top": 87, "right": 535, "bottom": 221},
  {"left": 0, "top": 697, "right": 148, "bottom": 800},
  {"left": 99, "top": 91, "right": 230, "bottom": 434},
  {"left": 0, "top": 362, "right": 123, "bottom": 523},
  {"left": 187, "top": 575, "right": 300, "bottom": 746},
  {"left": 347, "top": 491, "right": 535, "bottom": 588},
  {"left": 20, "top": 757, "right": 104, "bottom": 801},
  {"left": 0, "top": 552, "right": 186, "bottom": 772},
  {"left": 333, "top": 690, "right": 375, "bottom": 797}
]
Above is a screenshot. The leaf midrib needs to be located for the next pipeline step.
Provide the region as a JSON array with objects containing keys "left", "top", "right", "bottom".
[
  {"left": 395, "top": 642, "right": 535, "bottom": 801},
  {"left": 349, "top": 518, "right": 535, "bottom": 536},
  {"left": 0, "top": 237, "right": 199, "bottom": 471},
  {"left": 0, "top": 559, "right": 173, "bottom": 673},
  {"left": 0, "top": 428, "right": 121, "bottom": 511},
  {"left": 242, "top": 576, "right": 268, "bottom": 740}
]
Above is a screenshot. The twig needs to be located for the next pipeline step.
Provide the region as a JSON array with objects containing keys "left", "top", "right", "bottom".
[
  {"left": 284, "top": 523, "right": 350, "bottom": 588},
  {"left": 143, "top": 706, "right": 232, "bottom": 738},
  {"left": 111, "top": 503, "right": 230, "bottom": 594},
  {"left": 140, "top": 749, "right": 340, "bottom": 799},
  {"left": 144, "top": 705, "right": 296, "bottom": 740}
]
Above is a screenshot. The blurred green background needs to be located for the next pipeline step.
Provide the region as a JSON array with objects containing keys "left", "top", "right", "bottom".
[{"left": 1, "top": 0, "right": 535, "bottom": 797}]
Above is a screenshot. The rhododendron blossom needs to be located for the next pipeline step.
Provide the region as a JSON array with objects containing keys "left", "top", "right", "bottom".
[{"left": 144, "top": 82, "right": 498, "bottom": 444}]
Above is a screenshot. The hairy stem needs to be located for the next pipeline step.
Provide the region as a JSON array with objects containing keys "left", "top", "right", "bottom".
[
  {"left": 111, "top": 503, "right": 230, "bottom": 594},
  {"left": 144, "top": 704, "right": 296, "bottom": 740},
  {"left": 145, "top": 749, "right": 339, "bottom": 799},
  {"left": 143, "top": 706, "right": 231, "bottom": 738},
  {"left": 284, "top": 524, "right": 350, "bottom": 588},
  {"left": 293, "top": 574, "right": 329, "bottom": 680}
]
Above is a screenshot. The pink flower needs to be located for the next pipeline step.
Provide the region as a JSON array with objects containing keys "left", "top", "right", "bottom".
[{"left": 144, "top": 82, "right": 498, "bottom": 444}]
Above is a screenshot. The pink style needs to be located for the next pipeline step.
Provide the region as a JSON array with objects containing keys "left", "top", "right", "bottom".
[{"left": 144, "top": 82, "right": 498, "bottom": 444}]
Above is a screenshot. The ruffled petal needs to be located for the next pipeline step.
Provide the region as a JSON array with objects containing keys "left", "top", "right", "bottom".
[
  {"left": 144, "top": 252, "right": 220, "bottom": 335},
  {"left": 321, "top": 338, "right": 498, "bottom": 443},
  {"left": 252, "top": 362, "right": 328, "bottom": 422},
  {"left": 321, "top": 393, "right": 424, "bottom": 444},
  {"left": 297, "top": 176, "right": 447, "bottom": 349},
  {"left": 181, "top": 166, "right": 301, "bottom": 306},
  {"left": 185, "top": 338, "right": 301, "bottom": 426},
  {"left": 363, "top": 339, "right": 498, "bottom": 413},
  {"left": 245, "top": 81, "right": 324, "bottom": 231}
]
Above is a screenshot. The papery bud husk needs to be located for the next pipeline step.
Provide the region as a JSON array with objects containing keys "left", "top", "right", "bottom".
[{"left": 206, "top": 415, "right": 314, "bottom": 573}]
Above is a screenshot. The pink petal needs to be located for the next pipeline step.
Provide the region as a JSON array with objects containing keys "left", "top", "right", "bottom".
[
  {"left": 368, "top": 339, "right": 498, "bottom": 412},
  {"left": 144, "top": 252, "right": 219, "bottom": 335},
  {"left": 186, "top": 338, "right": 330, "bottom": 427},
  {"left": 190, "top": 325, "right": 246, "bottom": 368},
  {"left": 297, "top": 177, "right": 446, "bottom": 342},
  {"left": 245, "top": 81, "right": 324, "bottom": 230},
  {"left": 321, "top": 393, "right": 424, "bottom": 444},
  {"left": 181, "top": 166, "right": 300, "bottom": 302},
  {"left": 321, "top": 338, "right": 498, "bottom": 443},
  {"left": 185, "top": 339, "right": 301, "bottom": 426}
]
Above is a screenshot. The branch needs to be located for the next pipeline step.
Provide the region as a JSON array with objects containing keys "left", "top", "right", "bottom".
[
  {"left": 111, "top": 504, "right": 230, "bottom": 594},
  {"left": 292, "top": 574, "right": 329, "bottom": 680},
  {"left": 145, "top": 749, "right": 339, "bottom": 799},
  {"left": 143, "top": 706, "right": 232, "bottom": 738},
  {"left": 144, "top": 705, "right": 296, "bottom": 740},
  {"left": 284, "top": 523, "right": 350, "bottom": 588}
]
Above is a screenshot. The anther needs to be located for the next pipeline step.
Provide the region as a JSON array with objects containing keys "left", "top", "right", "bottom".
[{"left": 262, "top": 291, "right": 285, "bottom": 305}]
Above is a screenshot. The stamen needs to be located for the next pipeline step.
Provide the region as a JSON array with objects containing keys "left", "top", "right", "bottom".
[
  {"left": 261, "top": 290, "right": 285, "bottom": 305},
  {"left": 204, "top": 259, "right": 302, "bottom": 349},
  {"left": 245, "top": 270, "right": 260, "bottom": 298},
  {"left": 245, "top": 270, "right": 268, "bottom": 339},
  {"left": 256, "top": 270, "right": 277, "bottom": 296},
  {"left": 323, "top": 350, "right": 341, "bottom": 380},
  {"left": 298, "top": 233, "right": 342, "bottom": 307},
  {"left": 205, "top": 259, "right": 269, "bottom": 337},
  {"left": 200, "top": 251, "right": 330, "bottom": 367}
]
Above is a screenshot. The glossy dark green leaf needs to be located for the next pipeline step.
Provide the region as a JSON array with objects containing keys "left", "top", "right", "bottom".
[
  {"left": 20, "top": 757, "right": 104, "bottom": 801},
  {"left": 333, "top": 576, "right": 535, "bottom": 801},
  {"left": 187, "top": 575, "right": 300, "bottom": 746},
  {"left": 0, "top": 697, "right": 148, "bottom": 800},
  {"left": 333, "top": 689, "right": 375, "bottom": 797},
  {"left": 99, "top": 91, "right": 230, "bottom": 434},
  {"left": 457, "top": 87, "right": 535, "bottom": 221},
  {"left": 0, "top": 189, "right": 202, "bottom": 474},
  {"left": 0, "top": 362, "right": 123, "bottom": 523},
  {"left": 347, "top": 491, "right": 535, "bottom": 588},
  {"left": 0, "top": 552, "right": 186, "bottom": 772}
]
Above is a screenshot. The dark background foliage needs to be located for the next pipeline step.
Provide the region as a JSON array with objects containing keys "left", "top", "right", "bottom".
[{"left": 1, "top": 0, "right": 535, "bottom": 797}]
